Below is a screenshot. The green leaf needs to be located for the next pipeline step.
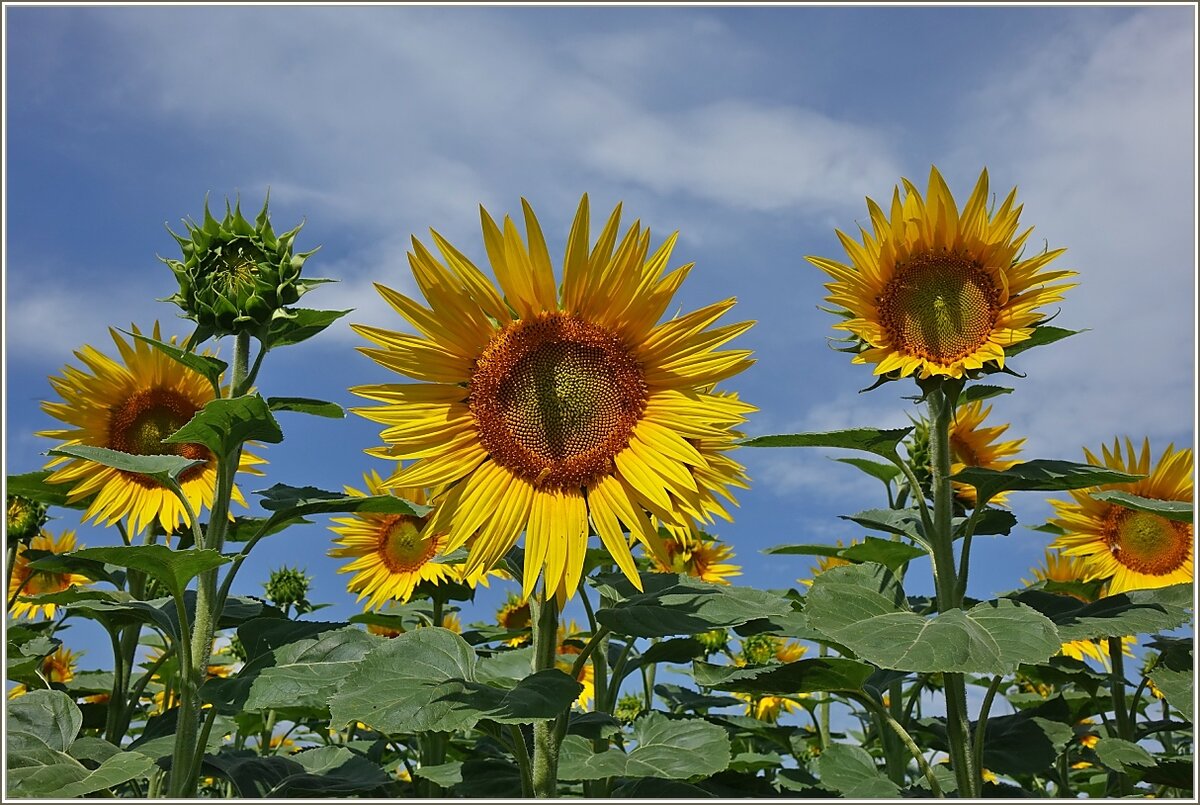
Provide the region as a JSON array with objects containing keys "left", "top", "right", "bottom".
[
  {"left": 266, "top": 396, "right": 345, "bottom": 418},
  {"left": 1094, "top": 738, "right": 1157, "bottom": 773},
  {"left": 123, "top": 329, "right": 227, "bottom": 397},
  {"left": 1149, "top": 640, "right": 1193, "bottom": 722},
  {"left": 5, "top": 736, "right": 91, "bottom": 798},
  {"left": 761, "top": 543, "right": 844, "bottom": 558},
  {"left": 977, "top": 709, "right": 1074, "bottom": 775},
  {"left": 1139, "top": 758, "right": 1193, "bottom": 790},
  {"left": 201, "top": 746, "right": 393, "bottom": 797},
  {"left": 693, "top": 657, "right": 875, "bottom": 694},
  {"left": 839, "top": 536, "right": 927, "bottom": 571},
  {"left": 263, "top": 308, "right": 351, "bottom": 348},
  {"left": 66, "top": 545, "right": 230, "bottom": 600},
  {"left": 5, "top": 470, "right": 84, "bottom": 509},
  {"left": 627, "top": 637, "right": 705, "bottom": 671},
  {"left": 557, "top": 712, "right": 731, "bottom": 780},
  {"left": 958, "top": 384, "right": 1013, "bottom": 404},
  {"left": 254, "top": 484, "right": 430, "bottom": 533},
  {"left": 7, "top": 689, "right": 82, "bottom": 751},
  {"left": 414, "top": 761, "right": 463, "bottom": 787},
  {"left": 328, "top": 628, "right": 581, "bottom": 734},
  {"left": 1090, "top": 490, "right": 1193, "bottom": 523},
  {"left": 594, "top": 574, "right": 793, "bottom": 638},
  {"left": 24, "top": 551, "right": 126, "bottom": 587},
  {"left": 952, "top": 460, "right": 1142, "bottom": 506},
  {"left": 832, "top": 457, "right": 903, "bottom": 486},
  {"left": 841, "top": 508, "right": 925, "bottom": 541},
  {"left": 738, "top": 427, "right": 913, "bottom": 461},
  {"left": 807, "top": 564, "right": 1061, "bottom": 674},
  {"left": 1012, "top": 584, "right": 1193, "bottom": 643},
  {"left": 46, "top": 445, "right": 204, "bottom": 486},
  {"left": 613, "top": 778, "right": 716, "bottom": 798},
  {"left": 816, "top": 743, "right": 900, "bottom": 798},
  {"left": 164, "top": 393, "right": 283, "bottom": 457},
  {"left": 20, "top": 588, "right": 177, "bottom": 637},
  {"left": 224, "top": 514, "right": 312, "bottom": 543},
  {"left": 1003, "top": 325, "right": 1082, "bottom": 357},
  {"left": 965, "top": 507, "right": 1019, "bottom": 538},
  {"left": 56, "top": 751, "right": 156, "bottom": 798}
]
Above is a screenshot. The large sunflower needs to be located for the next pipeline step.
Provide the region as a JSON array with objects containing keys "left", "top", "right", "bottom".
[
  {"left": 351, "top": 196, "right": 755, "bottom": 599},
  {"left": 328, "top": 470, "right": 458, "bottom": 610},
  {"left": 38, "top": 324, "right": 265, "bottom": 535},
  {"left": 8, "top": 531, "right": 91, "bottom": 620},
  {"left": 1049, "top": 439, "right": 1193, "bottom": 595},
  {"left": 949, "top": 399, "right": 1024, "bottom": 507},
  {"left": 808, "top": 166, "right": 1076, "bottom": 380}
]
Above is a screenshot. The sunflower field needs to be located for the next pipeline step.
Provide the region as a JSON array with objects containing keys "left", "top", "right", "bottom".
[{"left": 4, "top": 171, "right": 1193, "bottom": 799}]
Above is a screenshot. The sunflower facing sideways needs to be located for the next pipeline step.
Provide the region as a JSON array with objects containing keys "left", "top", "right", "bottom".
[
  {"left": 652, "top": 524, "right": 741, "bottom": 584},
  {"left": 351, "top": 196, "right": 755, "bottom": 600},
  {"left": 8, "top": 531, "right": 92, "bottom": 620},
  {"left": 1049, "top": 439, "right": 1193, "bottom": 595},
  {"left": 38, "top": 324, "right": 265, "bottom": 536},
  {"left": 948, "top": 399, "right": 1024, "bottom": 507},
  {"left": 328, "top": 470, "right": 459, "bottom": 610},
  {"left": 808, "top": 166, "right": 1076, "bottom": 380}
]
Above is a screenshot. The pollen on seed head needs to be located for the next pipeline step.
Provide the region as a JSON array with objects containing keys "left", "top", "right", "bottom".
[
  {"left": 469, "top": 312, "right": 647, "bottom": 491},
  {"left": 876, "top": 251, "right": 1001, "bottom": 365}
]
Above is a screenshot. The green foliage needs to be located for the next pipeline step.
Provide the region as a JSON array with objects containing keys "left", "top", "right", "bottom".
[
  {"left": 201, "top": 746, "right": 393, "bottom": 797},
  {"left": 267, "top": 396, "right": 345, "bottom": 418},
  {"left": 122, "top": 329, "right": 228, "bottom": 397},
  {"left": 952, "top": 459, "right": 1143, "bottom": 506},
  {"left": 1090, "top": 490, "right": 1194, "bottom": 523},
  {"left": 557, "top": 712, "right": 731, "bottom": 780},
  {"left": 817, "top": 742, "right": 900, "bottom": 798},
  {"left": 738, "top": 426, "right": 913, "bottom": 461},
  {"left": 47, "top": 445, "right": 205, "bottom": 487},
  {"left": 67, "top": 545, "right": 230, "bottom": 601},
  {"left": 693, "top": 657, "right": 875, "bottom": 694},
  {"left": 164, "top": 393, "right": 284, "bottom": 457},
  {"left": 592, "top": 573, "right": 793, "bottom": 638}
]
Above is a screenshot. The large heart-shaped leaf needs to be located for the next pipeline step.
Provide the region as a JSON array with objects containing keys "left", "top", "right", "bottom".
[
  {"left": 1090, "top": 490, "right": 1193, "bottom": 523},
  {"left": 164, "top": 393, "right": 283, "bottom": 457},
  {"left": 1011, "top": 584, "right": 1192, "bottom": 643},
  {"left": 7, "top": 690, "right": 82, "bottom": 752},
  {"left": 47, "top": 445, "right": 204, "bottom": 487},
  {"left": 557, "top": 712, "right": 730, "bottom": 780},
  {"left": 693, "top": 657, "right": 875, "bottom": 694},
  {"left": 817, "top": 743, "right": 899, "bottom": 799},
  {"left": 806, "top": 564, "right": 1060, "bottom": 674},
  {"left": 66, "top": 545, "right": 230, "bottom": 600},
  {"left": 593, "top": 574, "right": 792, "bottom": 638},
  {"left": 201, "top": 746, "right": 392, "bottom": 797}
]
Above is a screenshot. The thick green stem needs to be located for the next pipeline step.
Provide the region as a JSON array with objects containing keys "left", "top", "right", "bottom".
[
  {"left": 928, "top": 388, "right": 978, "bottom": 799},
  {"left": 1108, "top": 637, "right": 1135, "bottom": 795},
  {"left": 103, "top": 630, "right": 126, "bottom": 744},
  {"left": 818, "top": 644, "right": 832, "bottom": 750},
  {"left": 509, "top": 725, "right": 535, "bottom": 798},
  {"left": 530, "top": 584, "right": 561, "bottom": 798},
  {"left": 167, "top": 593, "right": 197, "bottom": 797}
]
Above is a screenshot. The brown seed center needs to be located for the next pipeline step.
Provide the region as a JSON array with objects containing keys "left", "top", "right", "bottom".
[
  {"left": 469, "top": 312, "right": 647, "bottom": 491},
  {"left": 876, "top": 251, "right": 1001, "bottom": 365},
  {"left": 377, "top": 514, "right": 439, "bottom": 574},
  {"left": 1102, "top": 505, "right": 1192, "bottom": 576},
  {"left": 108, "top": 388, "right": 211, "bottom": 487}
]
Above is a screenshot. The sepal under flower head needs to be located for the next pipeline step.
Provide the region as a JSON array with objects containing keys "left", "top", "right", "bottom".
[{"left": 162, "top": 195, "right": 324, "bottom": 340}]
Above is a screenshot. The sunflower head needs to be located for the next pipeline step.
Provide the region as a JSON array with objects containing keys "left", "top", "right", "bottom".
[
  {"left": 162, "top": 195, "right": 322, "bottom": 339},
  {"left": 351, "top": 195, "right": 754, "bottom": 601},
  {"left": 652, "top": 525, "right": 741, "bottom": 584},
  {"left": 328, "top": 471, "right": 457, "bottom": 610},
  {"left": 8, "top": 530, "right": 91, "bottom": 620},
  {"left": 614, "top": 692, "right": 646, "bottom": 723},
  {"left": 7, "top": 495, "right": 48, "bottom": 542},
  {"left": 808, "top": 166, "right": 1076, "bottom": 383},
  {"left": 496, "top": 593, "right": 533, "bottom": 647},
  {"left": 739, "top": 633, "right": 780, "bottom": 666},
  {"left": 38, "top": 323, "right": 265, "bottom": 535},
  {"left": 7, "top": 646, "right": 81, "bottom": 699},
  {"left": 735, "top": 691, "right": 802, "bottom": 724},
  {"left": 948, "top": 399, "right": 1024, "bottom": 508},
  {"left": 696, "top": 628, "right": 729, "bottom": 654},
  {"left": 1049, "top": 439, "right": 1193, "bottom": 595}
]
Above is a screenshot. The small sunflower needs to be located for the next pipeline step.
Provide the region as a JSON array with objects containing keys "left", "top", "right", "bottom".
[
  {"left": 949, "top": 400, "right": 1024, "bottom": 507},
  {"left": 8, "top": 531, "right": 91, "bottom": 620},
  {"left": 734, "top": 691, "right": 803, "bottom": 723},
  {"left": 652, "top": 524, "right": 741, "bottom": 584},
  {"left": 496, "top": 593, "right": 533, "bottom": 647},
  {"left": 329, "top": 471, "right": 457, "bottom": 610},
  {"left": 808, "top": 166, "right": 1076, "bottom": 380},
  {"left": 799, "top": 539, "right": 857, "bottom": 587},
  {"left": 8, "top": 646, "right": 80, "bottom": 698},
  {"left": 556, "top": 620, "right": 594, "bottom": 710},
  {"left": 38, "top": 324, "right": 265, "bottom": 535},
  {"left": 1050, "top": 439, "right": 1193, "bottom": 595},
  {"left": 351, "top": 195, "right": 754, "bottom": 601},
  {"left": 1023, "top": 550, "right": 1135, "bottom": 668}
]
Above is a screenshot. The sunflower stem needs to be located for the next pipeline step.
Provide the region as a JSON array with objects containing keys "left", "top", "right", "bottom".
[
  {"left": 103, "top": 628, "right": 126, "bottom": 745},
  {"left": 855, "top": 693, "right": 943, "bottom": 797},
  {"left": 928, "top": 387, "right": 978, "bottom": 799},
  {"left": 1108, "top": 636, "right": 1135, "bottom": 795},
  {"left": 168, "top": 590, "right": 197, "bottom": 797},
  {"left": 530, "top": 582, "right": 561, "bottom": 798},
  {"left": 818, "top": 644, "right": 832, "bottom": 750}
]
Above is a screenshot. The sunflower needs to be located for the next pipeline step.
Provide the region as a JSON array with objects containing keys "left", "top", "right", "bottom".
[
  {"left": 8, "top": 531, "right": 91, "bottom": 620},
  {"left": 1023, "top": 549, "right": 1135, "bottom": 668},
  {"left": 949, "top": 400, "right": 1024, "bottom": 507},
  {"left": 496, "top": 593, "right": 533, "bottom": 647},
  {"left": 556, "top": 620, "right": 594, "bottom": 710},
  {"left": 1049, "top": 439, "right": 1193, "bottom": 595},
  {"left": 652, "top": 524, "right": 741, "bottom": 584},
  {"left": 329, "top": 470, "right": 458, "bottom": 610},
  {"left": 734, "top": 692, "right": 803, "bottom": 724},
  {"left": 7, "top": 646, "right": 80, "bottom": 698},
  {"left": 808, "top": 166, "right": 1076, "bottom": 380},
  {"left": 799, "top": 539, "right": 857, "bottom": 587},
  {"left": 38, "top": 323, "right": 265, "bottom": 535},
  {"left": 351, "top": 196, "right": 754, "bottom": 600}
]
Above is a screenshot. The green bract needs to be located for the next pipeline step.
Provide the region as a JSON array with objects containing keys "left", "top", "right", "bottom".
[
  {"left": 162, "top": 197, "right": 323, "bottom": 339},
  {"left": 7, "top": 494, "right": 48, "bottom": 541}
]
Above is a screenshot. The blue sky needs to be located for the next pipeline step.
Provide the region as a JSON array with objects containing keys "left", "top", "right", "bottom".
[{"left": 4, "top": 6, "right": 1196, "bottom": 672}]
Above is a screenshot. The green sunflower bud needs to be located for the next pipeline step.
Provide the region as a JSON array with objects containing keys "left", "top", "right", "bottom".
[
  {"left": 614, "top": 693, "right": 645, "bottom": 724},
  {"left": 696, "top": 628, "right": 729, "bottom": 655},
  {"left": 265, "top": 565, "right": 312, "bottom": 613},
  {"left": 906, "top": 418, "right": 933, "bottom": 499},
  {"left": 161, "top": 195, "right": 323, "bottom": 339},
  {"left": 228, "top": 634, "right": 248, "bottom": 664},
  {"left": 6, "top": 495, "right": 48, "bottom": 542},
  {"left": 739, "top": 633, "right": 778, "bottom": 666}
]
